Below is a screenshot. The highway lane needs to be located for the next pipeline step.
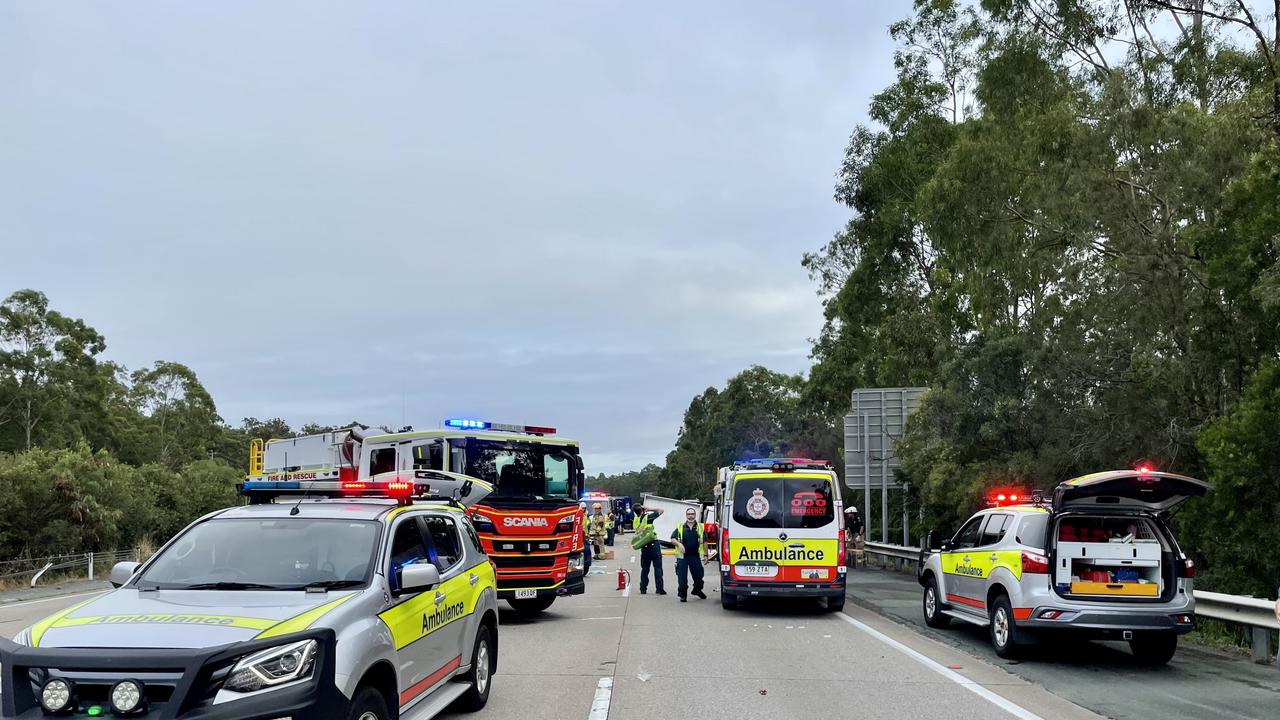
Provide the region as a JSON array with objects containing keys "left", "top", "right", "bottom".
[
  {"left": 846, "top": 565, "right": 1280, "bottom": 720},
  {"left": 2, "top": 563, "right": 1101, "bottom": 719}
]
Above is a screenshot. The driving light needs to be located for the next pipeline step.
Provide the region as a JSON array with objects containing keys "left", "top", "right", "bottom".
[
  {"left": 224, "top": 639, "right": 318, "bottom": 693},
  {"left": 40, "top": 677, "right": 75, "bottom": 714},
  {"left": 567, "top": 553, "right": 584, "bottom": 572},
  {"left": 109, "top": 679, "right": 145, "bottom": 715}
]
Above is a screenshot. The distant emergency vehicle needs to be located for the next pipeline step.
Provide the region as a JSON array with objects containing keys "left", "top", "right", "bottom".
[
  {"left": 247, "top": 419, "right": 588, "bottom": 615},
  {"left": 716, "top": 458, "right": 847, "bottom": 611}
]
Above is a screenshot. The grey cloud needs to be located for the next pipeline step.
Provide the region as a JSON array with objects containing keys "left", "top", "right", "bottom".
[{"left": 1, "top": 0, "right": 905, "bottom": 472}]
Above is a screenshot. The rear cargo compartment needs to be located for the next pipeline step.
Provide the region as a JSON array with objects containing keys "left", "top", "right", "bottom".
[{"left": 1053, "top": 516, "right": 1166, "bottom": 599}]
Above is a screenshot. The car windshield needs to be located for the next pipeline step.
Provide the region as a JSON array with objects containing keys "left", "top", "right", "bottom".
[
  {"left": 464, "top": 440, "right": 579, "bottom": 501},
  {"left": 731, "top": 475, "right": 836, "bottom": 529},
  {"left": 137, "top": 518, "right": 382, "bottom": 590}
]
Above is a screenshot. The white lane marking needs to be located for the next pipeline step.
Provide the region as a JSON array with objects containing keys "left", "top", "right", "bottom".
[
  {"left": 836, "top": 613, "right": 1047, "bottom": 720},
  {"left": 0, "top": 590, "right": 107, "bottom": 612},
  {"left": 588, "top": 676, "right": 612, "bottom": 720}
]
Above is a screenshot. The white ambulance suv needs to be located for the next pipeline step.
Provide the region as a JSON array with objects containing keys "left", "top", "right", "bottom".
[{"left": 717, "top": 458, "right": 847, "bottom": 611}]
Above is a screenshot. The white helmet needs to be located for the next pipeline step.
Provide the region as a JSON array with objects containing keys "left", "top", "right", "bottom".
[{"left": 845, "top": 506, "right": 858, "bottom": 514}]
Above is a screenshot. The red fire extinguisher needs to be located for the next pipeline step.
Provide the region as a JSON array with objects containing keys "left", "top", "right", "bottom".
[{"left": 617, "top": 568, "right": 630, "bottom": 591}]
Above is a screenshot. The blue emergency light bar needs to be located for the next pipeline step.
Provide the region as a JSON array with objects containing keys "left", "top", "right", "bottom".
[
  {"left": 734, "top": 458, "right": 832, "bottom": 471},
  {"left": 443, "top": 418, "right": 557, "bottom": 435}
]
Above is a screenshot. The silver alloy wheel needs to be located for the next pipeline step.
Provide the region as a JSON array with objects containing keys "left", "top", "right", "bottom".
[
  {"left": 993, "top": 607, "right": 1010, "bottom": 647},
  {"left": 925, "top": 587, "right": 937, "bottom": 618},
  {"left": 475, "top": 636, "right": 491, "bottom": 694}
]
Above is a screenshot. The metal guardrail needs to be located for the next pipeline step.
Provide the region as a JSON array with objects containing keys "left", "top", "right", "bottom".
[
  {"left": 860, "top": 541, "right": 1280, "bottom": 668},
  {"left": 0, "top": 549, "right": 138, "bottom": 587}
]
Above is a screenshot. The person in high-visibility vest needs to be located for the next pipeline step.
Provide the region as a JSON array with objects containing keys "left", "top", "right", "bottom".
[
  {"left": 633, "top": 505, "right": 666, "bottom": 595},
  {"left": 588, "top": 503, "right": 608, "bottom": 557},
  {"left": 606, "top": 508, "right": 616, "bottom": 546},
  {"left": 669, "top": 507, "right": 706, "bottom": 602}
]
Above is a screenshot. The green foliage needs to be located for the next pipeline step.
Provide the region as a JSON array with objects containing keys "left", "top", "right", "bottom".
[
  {"left": 0, "top": 445, "right": 239, "bottom": 558},
  {"left": 1182, "top": 363, "right": 1280, "bottom": 598}
]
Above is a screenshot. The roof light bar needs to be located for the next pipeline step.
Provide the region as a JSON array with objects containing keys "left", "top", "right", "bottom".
[
  {"left": 733, "top": 458, "right": 832, "bottom": 471},
  {"left": 443, "top": 419, "right": 557, "bottom": 435}
]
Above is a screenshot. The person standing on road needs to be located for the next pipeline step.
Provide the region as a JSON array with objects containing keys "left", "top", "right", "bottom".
[
  {"left": 606, "top": 508, "right": 616, "bottom": 546},
  {"left": 588, "top": 502, "right": 608, "bottom": 556},
  {"left": 844, "top": 506, "right": 864, "bottom": 569},
  {"left": 633, "top": 505, "right": 666, "bottom": 595},
  {"left": 670, "top": 507, "right": 707, "bottom": 602}
]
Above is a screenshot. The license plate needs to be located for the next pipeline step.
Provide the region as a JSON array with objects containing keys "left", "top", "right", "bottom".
[
  {"left": 735, "top": 564, "right": 778, "bottom": 578},
  {"left": 514, "top": 589, "right": 538, "bottom": 599}
]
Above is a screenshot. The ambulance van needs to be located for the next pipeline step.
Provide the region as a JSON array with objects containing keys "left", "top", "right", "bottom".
[{"left": 717, "top": 458, "right": 847, "bottom": 611}]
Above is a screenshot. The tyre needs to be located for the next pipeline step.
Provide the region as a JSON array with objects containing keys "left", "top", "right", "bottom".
[
  {"left": 507, "top": 596, "right": 555, "bottom": 615},
  {"left": 348, "top": 685, "right": 390, "bottom": 720},
  {"left": 451, "top": 623, "right": 496, "bottom": 712},
  {"left": 826, "top": 594, "right": 846, "bottom": 612},
  {"left": 922, "top": 576, "right": 951, "bottom": 629},
  {"left": 721, "top": 592, "right": 738, "bottom": 610},
  {"left": 1129, "top": 632, "right": 1178, "bottom": 665},
  {"left": 989, "top": 595, "right": 1021, "bottom": 659}
]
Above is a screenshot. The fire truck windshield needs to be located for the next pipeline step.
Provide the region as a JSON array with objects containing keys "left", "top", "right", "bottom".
[{"left": 464, "top": 440, "right": 581, "bottom": 501}]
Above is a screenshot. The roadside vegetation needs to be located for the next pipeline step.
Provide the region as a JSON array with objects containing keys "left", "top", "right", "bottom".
[{"left": 594, "top": 1, "right": 1280, "bottom": 601}]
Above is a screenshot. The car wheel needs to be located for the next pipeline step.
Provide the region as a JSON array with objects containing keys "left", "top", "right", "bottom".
[
  {"left": 451, "top": 623, "right": 496, "bottom": 712},
  {"left": 922, "top": 576, "right": 951, "bottom": 629},
  {"left": 1129, "top": 632, "right": 1178, "bottom": 665},
  {"left": 826, "top": 594, "right": 846, "bottom": 612},
  {"left": 507, "top": 596, "right": 555, "bottom": 615},
  {"left": 989, "top": 596, "right": 1021, "bottom": 659},
  {"left": 348, "top": 686, "right": 390, "bottom": 720},
  {"left": 721, "top": 592, "right": 738, "bottom": 610}
]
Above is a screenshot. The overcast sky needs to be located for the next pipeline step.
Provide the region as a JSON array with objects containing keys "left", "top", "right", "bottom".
[{"left": 1, "top": 1, "right": 904, "bottom": 473}]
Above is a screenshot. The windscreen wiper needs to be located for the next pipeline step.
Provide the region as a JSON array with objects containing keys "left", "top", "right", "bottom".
[
  {"left": 180, "top": 581, "right": 285, "bottom": 590},
  {"left": 296, "top": 579, "right": 367, "bottom": 592}
]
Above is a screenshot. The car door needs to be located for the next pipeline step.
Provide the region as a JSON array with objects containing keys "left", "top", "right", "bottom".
[
  {"left": 420, "top": 514, "right": 473, "bottom": 667},
  {"left": 940, "top": 515, "right": 988, "bottom": 614},
  {"left": 973, "top": 513, "right": 1015, "bottom": 602},
  {"left": 378, "top": 513, "right": 455, "bottom": 709}
]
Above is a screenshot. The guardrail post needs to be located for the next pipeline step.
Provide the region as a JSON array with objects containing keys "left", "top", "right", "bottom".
[
  {"left": 1251, "top": 627, "right": 1271, "bottom": 664},
  {"left": 87, "top": 552, "right": 94, "bottom": 581}
]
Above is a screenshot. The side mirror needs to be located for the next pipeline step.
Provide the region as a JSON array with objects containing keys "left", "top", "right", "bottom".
[
  {"left": 939, "top": 540, "right": 953, "bottom": 552},
  {"left": 400, "top": 563, "right": 442, "bottom": 593},
  {"left": 458, "top": 479, "right": 473, "bottom": 498},
  {"left": 110, "top": 561, "right": 141, "bottom": 588}
]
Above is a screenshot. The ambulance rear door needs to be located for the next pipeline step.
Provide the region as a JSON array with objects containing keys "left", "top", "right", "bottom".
[{"left": 726, "top": 471, "right": 840, "bottom": 584}]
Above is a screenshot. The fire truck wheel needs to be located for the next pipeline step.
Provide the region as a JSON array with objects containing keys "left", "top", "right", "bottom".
[{"left": 508, "top": 596, "right": 555, "bottom": 615}]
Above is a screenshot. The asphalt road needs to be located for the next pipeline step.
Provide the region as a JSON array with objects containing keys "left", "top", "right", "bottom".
[
  {"left": 1, "top": 560, "right": 1100, "bottom": 720},
  {"left": 845, "top": 565, "right": 1280, "bottom": 720}
]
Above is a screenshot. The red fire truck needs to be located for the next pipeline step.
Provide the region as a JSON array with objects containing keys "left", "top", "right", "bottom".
[{"left": 246, "top": 419, "right": 587, "bottom": 614}]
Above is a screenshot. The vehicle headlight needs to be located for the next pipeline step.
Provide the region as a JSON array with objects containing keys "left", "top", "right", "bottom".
[
  {"left": 555, "top": 517, "right": 576, "bottom": 533},
  {"left": 472, "top": 519, "right": 496, "bottom": 533},
  {"left": 224, "top": 639, "right": 317, "bottom": 693},
  {"left": 567, "top": 553, "right": 584, "bottom": 572}
]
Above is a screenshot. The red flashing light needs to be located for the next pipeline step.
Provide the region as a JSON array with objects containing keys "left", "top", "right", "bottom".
[
  {"left": 386, "top": 481, "right": 413, "bottom": 495},
  {"left": 1136, "top": 465, "right": 1153, "bottom": 474},
  {"left": 1009, "top": 494, "right": 1019, "bottom": 502},
  {"left": 996, "top": 494, "right": 1007, "bottom": 502},
  {"left": 342, "top": 482, "right": 367, "bottom": 492},
  {"left": 523, "top": 425, "right": 557, "bottom": 435}
]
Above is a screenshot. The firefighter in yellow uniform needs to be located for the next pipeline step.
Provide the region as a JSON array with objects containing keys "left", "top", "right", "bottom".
[{"left": 588, "top": 502, "right": 608, "bottom": 556}]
